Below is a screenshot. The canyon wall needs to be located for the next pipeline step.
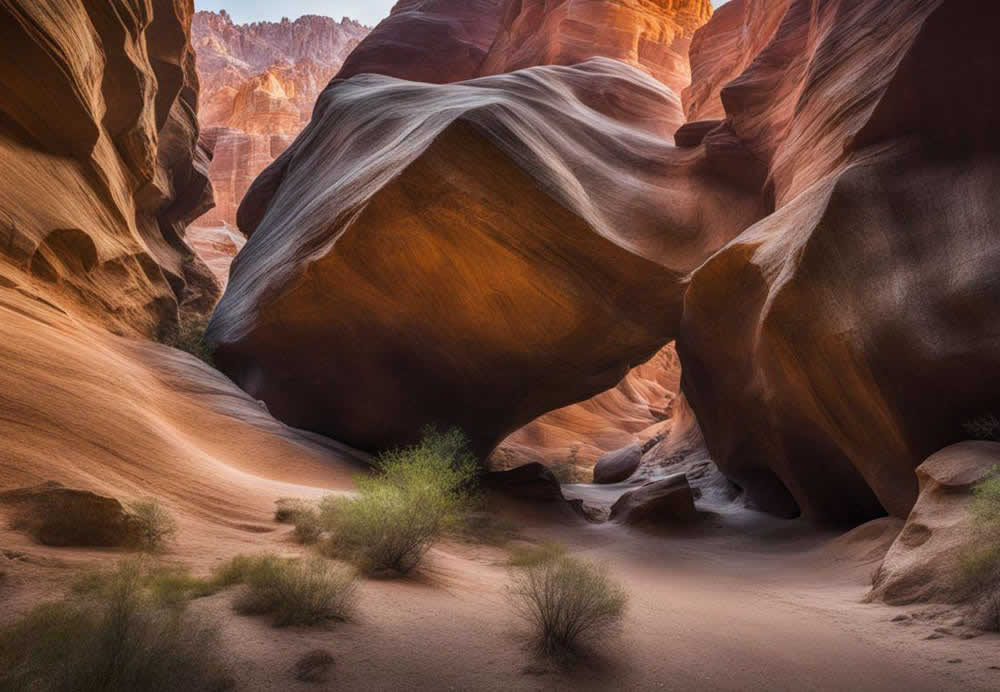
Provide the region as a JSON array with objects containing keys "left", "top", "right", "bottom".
[
  {"left": 192, "top": 12, "right": 368, "bottom": 230},
  {"left": 480, "top": 0, "right": 713, "bottom": 94},
  {"left": 0, "top": 0, "right": 216, "bottom": 336},
  {"left": 678, "top": 0, "right": 1000, "bottom": 522}
]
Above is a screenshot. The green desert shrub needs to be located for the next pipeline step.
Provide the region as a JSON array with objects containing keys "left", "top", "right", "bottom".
[
  {"left": 0, "top": 559, "right": 232, "bottom": 692},
  {"left": 958, "top": 467, "right": 1000, "bottom": 592},
  {"left": 506, "top": 555, "right": 628, "bottom": 658},
  {"left": 220, "top": 554, "right": 357, "bottom": 626},
  {"left": 322, "top": 427, "right": 478, "bottom": 575},
  {"left": 128, "top": 499, "right": 178, "bottom": 552}
]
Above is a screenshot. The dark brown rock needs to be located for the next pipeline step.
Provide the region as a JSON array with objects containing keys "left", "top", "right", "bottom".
[
  {"left": 609, "top": 475, "right": 698, "bottom": 526},
  {"left": 0, "top": 482, "right": 138, "bottom": 547},
  {"left": 593, "top": 443, "right": 643, "bottom": 484}
]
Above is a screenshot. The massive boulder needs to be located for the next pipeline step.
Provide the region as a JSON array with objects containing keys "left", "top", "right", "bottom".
[
  {"left": 479, "top": 0, "right": 714, "bottom": 93},
  {"left": 209, "top": 58, "right": 764, "bottom": 456},
  {"left": 677, "top": 0, "right": 1000, "bottom": 522},
  {"left": 0, "top": 0, "right": 216, "bottom": 335}
]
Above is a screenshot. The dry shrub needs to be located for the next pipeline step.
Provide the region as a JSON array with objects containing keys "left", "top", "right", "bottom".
[
  {"left": 0, "top": 559, "right": 232, "bottom": 692},
  {"left": 222, "top": 554, "right": 358, "bottom": 626},
  {"left": 506, "top": 555, "right": 628, "bottom": 658},
  {"left": 128, "top": 500, "right": 177, "bottom": 552}
]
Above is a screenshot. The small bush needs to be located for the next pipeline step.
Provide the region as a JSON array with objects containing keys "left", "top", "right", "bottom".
[
  {"left": 0, "top": 559, "right": 233, "bottom": 692},
  {"left": 506, "top": 555, "right": 628, "bottom": 658},
  {"left": 322, "top": 427, "right": 478, "bottom": 575},
  {"left": 958, "top": 468, "right": 1000, "bottom": 588},
  {"left": 506, "top": 542, "right": 567, "bottom": 568},
  {"left": 128, "top": 500, "right": 178, "bottom": 552},
  {"left": 292, "top": 506, "right": 323, "bottom": 545},
  {"left": 71, "top": 562, "right": 217, "bottom": 609},
  {"left": 964, "top": 414, "right": 1000, "bottom": 442},
  {"left": 274, "top": 498, "right": 309, "bottom": 523},
  {"left": 165, "top": 312, "right": 214, "bottom": 366},
  {"left": 223, "top": 554, "right": 358, "bottom": 626}
]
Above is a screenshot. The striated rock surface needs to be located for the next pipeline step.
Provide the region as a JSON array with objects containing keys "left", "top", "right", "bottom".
[
  {"left": 678, "top": 0, "right": 1000, "bottom": 522},
  {"left": 211, "top": 58, "right": 764, "bottom": 456},
  {"left": 335, "top": 0, "right": 507, "bottom": 83},
  {"left": 0, "top": 0, "right": 216, "bottom": 335},
  {"left": 480, "top": 0, "right": 714, "bottom": 94},
  {"left": 0, "top": 1, "right": 366, "bottom": 569},
  {"left": 869, "top": 443, "right": 1000, "bottom": 607},
  {"left": 192, "top": 12, "right": 368, "bottom": 229}
]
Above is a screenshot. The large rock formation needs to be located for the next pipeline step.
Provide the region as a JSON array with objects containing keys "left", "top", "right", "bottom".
[
  {"left": 191, "top": 12, "right": 368, "bottom": 228},
  {"left": 480, "top": 0, "right": 714, "bottom": 93},
  {"left": 210, "top": 58, "right": 764, "bottom": 456},
  {"left": 677, "top": 0, "right": 1000, "bottom": 522},
  {"left": 0, "top": 0, "right": 216, "bottom": 335}
]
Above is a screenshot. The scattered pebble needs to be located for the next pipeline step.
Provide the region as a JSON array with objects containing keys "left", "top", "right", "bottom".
[{"left": 891, "top": 614, "right": 910, "bottom": 623}]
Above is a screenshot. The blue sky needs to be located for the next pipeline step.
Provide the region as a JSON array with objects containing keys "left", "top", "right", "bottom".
[{"left": 196, "top": 1, "right": 729, "bottom": 27}]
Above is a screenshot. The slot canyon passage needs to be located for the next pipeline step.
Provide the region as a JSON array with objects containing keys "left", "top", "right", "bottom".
[{"left": 1, "top": 0, "right": 999, "bottom": 689}]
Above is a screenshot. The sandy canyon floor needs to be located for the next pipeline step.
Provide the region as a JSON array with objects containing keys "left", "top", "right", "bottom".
[{"left": 3, "top": 435, "right": 998, "bottom": 691}]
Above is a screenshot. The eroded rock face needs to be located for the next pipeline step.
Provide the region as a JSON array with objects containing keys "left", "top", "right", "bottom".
[
  {"left": 0, "top": 0, "right": 216, "bottom": 335},
  {"left": 210, "top": 59, "right": 764, "bottom": 456},
  {"left": 678, "top": 0, "right": 1000, "bottom": 522},
  {"left": 335, "top": 0, "right": 507, "bottom": 83},
  {"left": 480, "top": 0, "right": 714, "bottom": 93},
  {"left": 869, "top": 443, "right": 1000, "bottom": 607}
]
